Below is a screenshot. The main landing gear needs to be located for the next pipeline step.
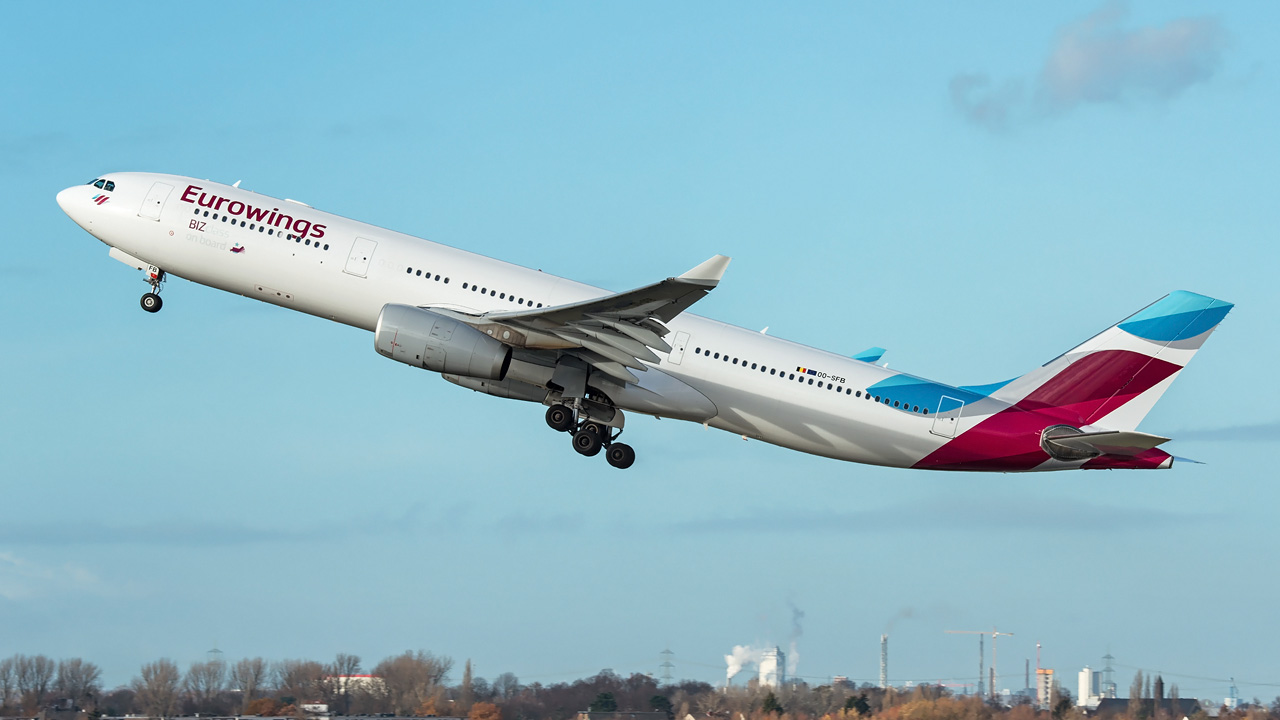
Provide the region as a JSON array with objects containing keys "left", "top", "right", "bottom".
[
  {"left": 140, "top": 265, "right": 166, "bottom": 313},
  {"left": 545, "top": 404, "right": 635, "bottom": 469}
]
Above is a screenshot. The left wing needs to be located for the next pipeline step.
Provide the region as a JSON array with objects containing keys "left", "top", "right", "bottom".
[{"left": 428, "top": 254, "right": 730, "bottom": 384}]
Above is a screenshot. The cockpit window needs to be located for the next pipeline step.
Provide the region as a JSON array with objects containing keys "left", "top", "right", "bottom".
[
  {"left": 86, "top": 178, "right": 99, "bottom": 185},
  {"left": 104, "top": 181, "right": 115, "bottom": 191},
  {"left": 94, "top": 179, "right": 106, "bottom": 189}
]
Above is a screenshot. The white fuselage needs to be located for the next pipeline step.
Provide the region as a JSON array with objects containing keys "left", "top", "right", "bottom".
[{"left": 58, "top": 172, "right": 981, "bottom": 469}]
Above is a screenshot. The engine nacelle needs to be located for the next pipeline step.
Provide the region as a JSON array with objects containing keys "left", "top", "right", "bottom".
[{"left": 375, "top": 304, "right": 511, "bottom": 380}]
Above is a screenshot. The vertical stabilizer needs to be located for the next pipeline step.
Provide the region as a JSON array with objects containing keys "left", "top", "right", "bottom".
[{"left": 990, "top": 291, "right": 1233, "bottom": 431}]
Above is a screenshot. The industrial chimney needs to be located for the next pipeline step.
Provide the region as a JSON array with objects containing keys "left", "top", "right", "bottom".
[{"left": 880, "top": 634, "right": 888, "bottom": 689}]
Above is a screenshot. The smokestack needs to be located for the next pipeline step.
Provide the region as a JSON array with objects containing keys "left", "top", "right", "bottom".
[{"left": 880, "top": 634, "right": 888, "bottom": 689}]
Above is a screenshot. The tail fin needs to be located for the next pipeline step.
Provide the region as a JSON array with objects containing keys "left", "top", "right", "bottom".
[{"left": 990, "top": 291, "right": 1233, "bottom": 431}]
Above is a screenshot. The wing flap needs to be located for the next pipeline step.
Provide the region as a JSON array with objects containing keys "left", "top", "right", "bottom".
[{"left": 449, "top": 254, "right": 729, "bottom": 384}]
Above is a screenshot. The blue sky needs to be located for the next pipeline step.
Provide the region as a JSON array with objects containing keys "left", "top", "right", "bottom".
[{"left": 2, "top": 1, "right": 1278, "bottom": 701}]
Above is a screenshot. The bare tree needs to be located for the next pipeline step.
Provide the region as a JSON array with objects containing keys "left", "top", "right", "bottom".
[
  {"left": 231, "top": 658, "right": 269, "bottom": 714},
  {"left": 324, "top": 654, "right": 362, "bottom": 715},
  {"left": 16, "top": 655, "right": 56, "bottom": 711},
  {"left": 460, "top": 660, "right": 474, "bottom": 715},
  {"left": 132, "top": 659, "right": 181, "bottom": 717},
  {"left": 273, "top": 659, "right": 326, "bottom": 705},
  {"left": 0, "top": 658, "right": 16, "bottom": 714},
  {"left": 55, "top": 658, "right": 103, "bottom": 709},
  {"left": 492, "top": 673, "right": 519, "bottom": 701},
  {"left": 373, "top": 651, "right": 452, "bottom": 716},
  {"left": 185, "top": 659, "right": 228, "bottom": 714}
]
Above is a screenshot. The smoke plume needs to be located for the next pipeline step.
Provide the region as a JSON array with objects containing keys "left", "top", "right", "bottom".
[{"left": 725, "top": 645, "right": 765, "bottom": 682}]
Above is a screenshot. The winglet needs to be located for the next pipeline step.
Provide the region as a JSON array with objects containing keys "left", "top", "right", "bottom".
[
  {"left": 678, "top": 254, "right": 731, "bottom": 285},
  {"left": 853, "top": 347, "right": 886, "bottom": 363}
]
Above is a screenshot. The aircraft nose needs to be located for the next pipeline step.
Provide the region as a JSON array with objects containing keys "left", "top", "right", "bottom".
[
  {"left": 57, "top": 185, "right": 91, "bottom": 229},
  {"left": 56, "top": 186, "right": 75, "bottom": 213}
]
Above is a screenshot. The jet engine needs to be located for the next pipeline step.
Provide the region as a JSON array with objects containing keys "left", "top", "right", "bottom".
[{"left": 375, "top": 304, "right": 511, "bottom": 380}]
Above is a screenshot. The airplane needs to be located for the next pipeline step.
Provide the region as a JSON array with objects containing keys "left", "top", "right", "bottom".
[{"left": 57, "top": 173, "right": 1233, "bottom": 471}]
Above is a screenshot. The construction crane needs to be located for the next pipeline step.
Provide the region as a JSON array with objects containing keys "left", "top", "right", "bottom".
[{"left": 945, "top": 628, "right": 1014, "bottom": 699}]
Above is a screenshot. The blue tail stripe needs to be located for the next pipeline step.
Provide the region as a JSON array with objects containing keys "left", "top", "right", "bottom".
[{"left": 1119, "top": 291, "right": 1233, "bottom": 342}]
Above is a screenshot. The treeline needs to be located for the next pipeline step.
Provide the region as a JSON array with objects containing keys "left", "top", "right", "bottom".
[{"left": 3, "top": 653, "right": 1279, "bottom": 720}]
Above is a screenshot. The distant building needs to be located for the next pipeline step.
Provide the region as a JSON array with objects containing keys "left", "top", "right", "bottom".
[
  {"left": 326, "top": 674, "right": 386, "bottom": 693},
  {"left": 1036, "top": 669, "right": 1055, "bottom": 710},
  {"left": 759, "top": 647, "right": 786, "bottom": 689},
  {"left": 1078, "top": 667, "right": 1102, "bottom": 709}
]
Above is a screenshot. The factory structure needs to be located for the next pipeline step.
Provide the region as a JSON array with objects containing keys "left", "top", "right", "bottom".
[
  {"left": 720, "top": 635, "right": 1239, "bottom": 715},
  {"left": 759, "top": 647, "right": 786, "bottom": 688}
]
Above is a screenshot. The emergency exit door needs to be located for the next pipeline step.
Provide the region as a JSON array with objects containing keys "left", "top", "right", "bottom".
[
  {"left": 344, "top": 237, "right": 377, "bottom": 277},
  {"left": 138, "top": 182, "right": 173, "bottom": 221}
]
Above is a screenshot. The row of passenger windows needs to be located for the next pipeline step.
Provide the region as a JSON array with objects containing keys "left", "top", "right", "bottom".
[
  {"left": 405, "top": 267, "right": 545, "bottom": 308},
  {"left": 692, "top": 346, "right": 931, "bottom": 415},
  {"left": 87, "top": 178, "right": 116, "bottom": 191},
  {"left": 194, "top": 208, "right": 330, "bottom": 251}
]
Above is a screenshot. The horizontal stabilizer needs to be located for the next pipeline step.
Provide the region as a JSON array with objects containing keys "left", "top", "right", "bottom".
[
  {"left": 1045, "top": 429, "right": 1171, "bottom": 458},
  {"left": 853, "top": 347, "right": 886, "bottom": 363}
]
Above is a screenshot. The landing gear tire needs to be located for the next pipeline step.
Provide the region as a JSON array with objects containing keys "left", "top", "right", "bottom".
[
  {"left": 141, "top": 293, "right": 163, "bottom": 313},
  {"left": 545, "top": 405, "right": 575, "bottom": 433},
  {"left": 572, "top": 428, "right": 603, "bottom": 457},
  {"left": 605, "top": 443, "right": 636, "bottom": 469},
  {"left": 581, "top": 421, "right": 609, "bottom": 439}
]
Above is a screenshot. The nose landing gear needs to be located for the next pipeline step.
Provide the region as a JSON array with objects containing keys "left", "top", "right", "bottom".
[
  {"left": 545, "top": 403, "right": 636, "bottom": 469},
  {"left": 140, "top": 265, "right": 166, "bottom": 313}
]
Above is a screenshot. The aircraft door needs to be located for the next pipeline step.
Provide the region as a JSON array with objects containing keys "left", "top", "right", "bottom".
[
  {"left": 344, "top": 237, "right": 377, "bottom": 277},
  {"left": 138, "top": 182, "right": 174, "bottom": 221},
  {"left": 930, "top": 395, "right": 965, "bottom": 438},
  {"left": 667, "top": 331, "right": 691, "bottom": 365}
]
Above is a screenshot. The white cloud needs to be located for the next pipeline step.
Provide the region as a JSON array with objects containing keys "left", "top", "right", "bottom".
[
  {"left": 0, "top": 551, "right": 103, "bottom": 600},
  {"left": 952, "top": 2, "right": 1229, "bottom": 132}
]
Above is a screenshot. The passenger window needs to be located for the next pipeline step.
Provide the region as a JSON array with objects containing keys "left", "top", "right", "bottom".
[
  {"left": 714, "top": 353, "right": 720, "bottom": 359},
  {"left": 416, "top": 270, "right": 422, "bottom": 276},
  {"left": 407, "top": 268, "right": 413, "bottom": 274}
]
